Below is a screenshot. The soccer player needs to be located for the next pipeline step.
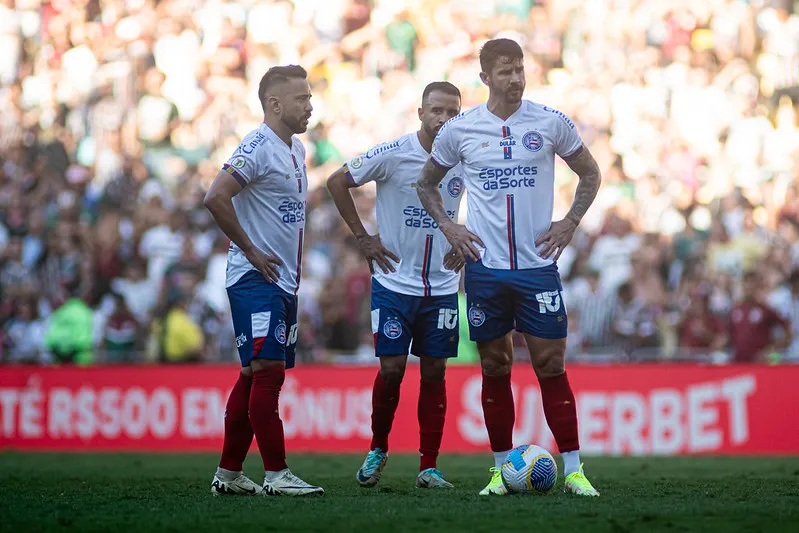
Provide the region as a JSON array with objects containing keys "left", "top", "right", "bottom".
[
  {"left": 415, "top": 39, "right": 602, "bottom": 497},
  {"left": 204, "top": 65, "right": 323, "bottom": 496},
  {"left": 326, "top": 82, "right": 464, "bottom": 489}
]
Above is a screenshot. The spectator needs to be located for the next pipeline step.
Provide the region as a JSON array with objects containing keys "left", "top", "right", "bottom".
[
  {"left": 1, "top": 0, "right": 799, "bottom": 364},
  {"left": 3, "top": 298, "right": 47, "bottom": 364},
  {"left": 769, "top": 269, "right": 799, "bottom": 362},
  {"left": 613, "top": 282, "right": 659, "bottom": 358},
  {"left": 161, "top": 294, "right": 205, "bottom": 363},
  {"left": 677, "top": 291, "right": 728, "bottom": 355},
  {"left": 44, "top": 294, "right": 94, "bottom": 365},
  {"left": 102, "top": 293, "right": 140, "bottom": 364},
  {"left": 566, "top": 269, "right": 616, "bottom": 351},
  {"left": 729, "top": 271, "right": 792, "bottom": 363}
]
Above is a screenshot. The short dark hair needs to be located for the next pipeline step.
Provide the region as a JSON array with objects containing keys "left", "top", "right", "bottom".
[
  {"left": 479, "top": 38, "right": 524, "bottom": 73},
  {"left": 421, "top": 81, "right": 461, "bottom": 104},
  {"left": 258, "top": 65, "right": 308, "bottom": 111}
]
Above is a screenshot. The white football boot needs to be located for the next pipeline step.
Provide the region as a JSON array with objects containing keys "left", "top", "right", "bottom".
[
  {"left": 262, "top": 469, "right": 325, "bottom": 496},
  {"left": 210, "top": 472, "right": 262, "bottom": 496}
]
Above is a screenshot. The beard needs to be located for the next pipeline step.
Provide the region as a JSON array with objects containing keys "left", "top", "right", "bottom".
[
  {"left": 505, "top": 87, "right": 523, "bottom": 102},
  {"left": 283, "top": 116, "right": 309, "bottom": 135},
  {"left": 423, "top": 123, "right": 440, "bottom": 140}
]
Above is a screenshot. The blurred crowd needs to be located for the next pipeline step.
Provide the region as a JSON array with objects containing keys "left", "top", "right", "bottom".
[{"left": 1, "top": 0, "right": 798, "bottom": 365}]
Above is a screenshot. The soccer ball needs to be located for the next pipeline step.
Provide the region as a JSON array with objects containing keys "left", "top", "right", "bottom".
[{"left": 501, "top": 444, "right": 558, "bottom": 494}]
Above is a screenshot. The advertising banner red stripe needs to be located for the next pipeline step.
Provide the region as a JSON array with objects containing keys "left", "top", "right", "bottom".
[{"left": 1, "top": 365, "right": 797, "bottom": 455}]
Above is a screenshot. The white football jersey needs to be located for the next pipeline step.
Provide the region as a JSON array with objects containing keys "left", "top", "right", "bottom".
[
  {"left": 347, "top": 132, "right": 465, "bottom": 296},
  {"left": 431, "top": 100, "right": 583, "bottom": 270},
  {"left": 222, "top": 123, "right": 307, "bottom": 295}
]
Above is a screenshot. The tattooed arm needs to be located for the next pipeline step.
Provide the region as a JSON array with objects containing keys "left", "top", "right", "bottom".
[
  {"left": 563, "top": 145, "right": 602, "bottom": 227},
  {"left": 536, "top": 144, "right": 602, "bottom": 260},
  {"left": 417, "top": 158, "right": 484, "bottom": 266}
]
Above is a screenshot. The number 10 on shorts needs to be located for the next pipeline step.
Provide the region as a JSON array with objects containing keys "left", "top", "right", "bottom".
[{"left": 437, "top": 308, "right": 458, "bottom": 330}]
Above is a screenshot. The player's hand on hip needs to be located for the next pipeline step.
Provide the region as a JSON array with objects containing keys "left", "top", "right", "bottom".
[
  {"left": 536, "top": 218, "right": 577, "bottom": 261},
  {"left": 245, "top": 248, "right": 284, "bottom": 283},
  {"left": 441, "top": 222, "right": 484, "bottom": 263},
  {"left": 443, "top": 247, "right": 466, "bottom": 272},
  {"left": 356, "top": 234, "right": 399, "bottom": 274}
]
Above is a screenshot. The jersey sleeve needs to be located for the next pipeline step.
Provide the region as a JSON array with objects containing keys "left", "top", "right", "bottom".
[
  {"left": 551, "top": 109, "right": 583, "bottom": 159},
  {"left": 345, "top": 145, "right": 393, "bottom": 186},
  {"left": 430, "top": 120, "right": 461, "bottom": 169},
  {"left": 222, "top": 147, "right": 266, "bottom": 188}
]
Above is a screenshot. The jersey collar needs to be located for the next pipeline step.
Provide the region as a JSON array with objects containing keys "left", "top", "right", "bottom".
[
  {"left": 260, "top": 122, "right": 295, "bottom": 151},
  {"left": 482, "top": 101, "right": 525, "bottom": 125}
]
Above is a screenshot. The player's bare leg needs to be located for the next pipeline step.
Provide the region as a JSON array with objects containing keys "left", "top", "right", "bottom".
[
  {"left": 523, "top": 334, "right": 598, "bottom": 497},
  {"left": 416, "top": 356, "right": 452, "bottom": 488},
  {"left": 358, "top": 355, "right": 406, "bottom": 487},
  {"left": 477, "top": 333, "right": 514, "bottom": 495},
  {"left": 249, "top": 359, "right": 323, "bottom": 496},
  {"left": 211, "top": 366, "right": 262, "bottom": 495}
]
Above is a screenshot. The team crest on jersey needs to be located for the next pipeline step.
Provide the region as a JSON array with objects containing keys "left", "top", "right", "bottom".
[
  {"left": 383, "top": 319, "right": 403, "bottom": 339},
  {"left": 350, "top": 156, "right": 363, "bottom": 169},
  {"left": 231, "top": 157, "right": 246, "bottom": 169},
  {"left": 447, "top": 177, "right": 464, "bottom": 197},
  {"left": 468, "top": 306, "right": 486, "bottom": 327},
  {"left": 522, "top": 131, "right": 544, "bottom": 152},
  {"left": 274, "top": 323, "right": 287, "bottom": 344}
]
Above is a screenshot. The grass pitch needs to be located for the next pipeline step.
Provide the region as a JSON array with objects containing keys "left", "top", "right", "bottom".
[{"left": 1, "top": 453, "right": 797, "bottom": 532}]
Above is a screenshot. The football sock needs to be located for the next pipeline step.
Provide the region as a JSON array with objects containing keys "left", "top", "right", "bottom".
[
  {"left": 493, "top": 449, "right": 511, "bottom": 470},
  {"left": 250, "top": 366, "right": 288, "bottom": 472},
  {"left": 264, "top": 468, "right": 288, "bottom": 482},
  {"left": 561, "top": 450, "right": 581, "bottom": 476},
  {"left": 215, "top": 467, "right": 240, "bottom": 482},
  {"left": 481, "top": 372, "right": 515, "bottom": 454},
  {"left": 370, "top": 371, "right": 401, "bottom": 452},
  {"left": 218, "top": 372, "right": 253, "bottom": 472},
  {"left": 418, "top": 378, "right": 447, "bottom": 471},
  {"left": 539, "top": 372, "right": 580, "bottom": 469}
]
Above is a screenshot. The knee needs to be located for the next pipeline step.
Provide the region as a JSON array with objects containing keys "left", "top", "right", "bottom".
[
  {"left": 420, "top": 358, "right": 446, "bottom": 382},
  {"left": 533, "top": 350, "right": 565, "bottom": 378},
  {"left": 379, "top": 358, "right": 406, "bottom": 386},
  {"left": 479, "top": 344, "right": 513, "bottom": 376}
]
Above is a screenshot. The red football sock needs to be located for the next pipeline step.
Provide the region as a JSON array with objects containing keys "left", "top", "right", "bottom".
[
  {"left": 481, "top": 373, "right": 515, "bottom": 452},
  {"left": 539, "top": 372, "right": 580, "bottom": 453},
  {"left": 418, "top": 379, "right": 447, "bottom": 471},
  {"left": 219, "top": 372, "right": 254, "bottom": 471},
  {"left": 370, "top": 371, "right": 401, "bottom": 452},
  {"left": 249, "top": 366, "right": 288, "bottom": 472}
]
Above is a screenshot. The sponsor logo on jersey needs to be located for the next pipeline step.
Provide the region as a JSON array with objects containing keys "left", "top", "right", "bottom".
[
  {"left": 383, "top": 319, "right": 403, "bottom": 339},
  {"left": 237, "top": 131, "right": 267, "bottom": 154},
  {"left": 477, "top": 165, "right": 537, "bottom": 190},
  {"left": 522, "top": 131, "right": 544, "bottom": 152},
  {"left": 447, "top": 177, "right": 464, "bottom": 197},
  {"left": 274, "top": 323, "right": 287, "bottom": 344},
  {"left": 501, "top": 126, "right": 515, "bottom": 159},
  {"left": 403, "top": 206, "right": 456, "bottom": 228},
  {"left": 365, "top": 141, "right": 400, "bottom": 159},
  {"left": 468, "top": 306, "right": 486, "bottom": 327},
  {"left": 542, "top": 106, "right": 575, "bottom": 129},
  {"left": 279, "top": 199, "right": 306, "bottom": 223}
]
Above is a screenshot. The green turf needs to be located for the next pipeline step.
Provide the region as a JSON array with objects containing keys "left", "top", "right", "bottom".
[{"left": 1, "top": 453, "right": 797, "bottom": 532}]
